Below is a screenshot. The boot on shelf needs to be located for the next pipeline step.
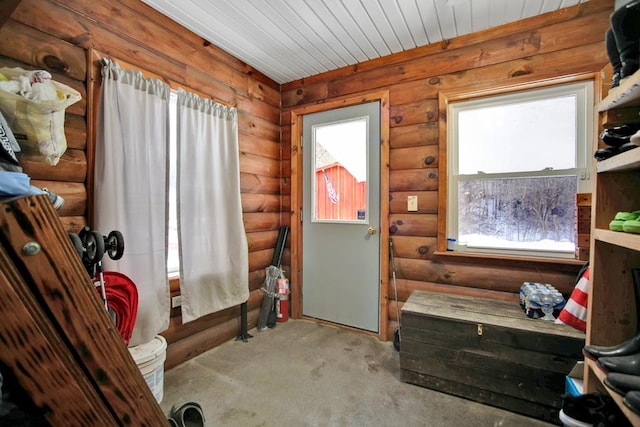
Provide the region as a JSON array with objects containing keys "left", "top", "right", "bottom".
[
  {"left": 609, "top": 0, "right": 640, "bottom": 96},
  {"left": 605, "top": 372, "right": 640, "bottom": 395},
  {"left": 625, "top": 390, "right": 640, "bottom": 415},
  {"left": 607, "top": 27, "right": 623, "bottom": 89},
  {"left": 598, "top": 352, "right": 640, "bottom": 375},
  {"left": 583, "top": 268, "right": 640, "bottom": 359}
]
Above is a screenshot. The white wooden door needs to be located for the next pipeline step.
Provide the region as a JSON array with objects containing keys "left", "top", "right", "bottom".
[{"left": 302, "top": 102, "right": 380, "bottom": 332}]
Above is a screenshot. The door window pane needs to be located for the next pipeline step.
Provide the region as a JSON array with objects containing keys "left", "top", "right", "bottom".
[{"left": 312, "top": 118, "right": 368, "bottom": 223}]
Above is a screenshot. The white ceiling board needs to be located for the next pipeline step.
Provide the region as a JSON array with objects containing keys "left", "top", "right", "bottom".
[
  {"left": 396, "top": 0, "right": 430, "bottom": 48},
  {"left": 366, "top": 0, "right": 406, "bottom": 52},
  {"left": 140, "top": 0, "right": 590, "bottom": 84}
]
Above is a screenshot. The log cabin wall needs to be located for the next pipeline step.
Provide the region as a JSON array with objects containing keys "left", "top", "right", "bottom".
[
  {"left": 2, "top": 0, "right": 283, "bottom": 369},
  {"left": 1, "top": 0, "right": 612, "bottom": 369},
  {"left": 281, "top": 0, "right": 613, "bottom": 340}
]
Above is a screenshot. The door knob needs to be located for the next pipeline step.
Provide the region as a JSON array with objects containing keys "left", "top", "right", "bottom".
[{"left": 367, "top": 227, "right": 377, "bottom": 235}]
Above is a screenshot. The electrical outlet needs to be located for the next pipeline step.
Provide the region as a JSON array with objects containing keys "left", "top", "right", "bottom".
[
  {"left": 407, "top": 195, "right": 418, "bottom": 212},
  {"left": 172, "top": 295, "right": 183, "bottom": 308}
]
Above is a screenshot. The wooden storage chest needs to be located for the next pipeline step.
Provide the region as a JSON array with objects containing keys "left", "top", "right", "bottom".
[{"left": 400, "top": 290, "right": 585, "bottom": 423}]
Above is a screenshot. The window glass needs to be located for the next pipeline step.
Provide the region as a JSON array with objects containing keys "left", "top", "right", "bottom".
[
  {"left": 167, "top": 92, "right": 179, "bottom": 274},
  {"left": 458, "top": 96, "right": 576, "bottom": 174},
  {"left": 448, "top": 81, "right": 593, "bottom": 258},
  {"left": 312, "top": 118, "right": 368, "bottom": 223}
]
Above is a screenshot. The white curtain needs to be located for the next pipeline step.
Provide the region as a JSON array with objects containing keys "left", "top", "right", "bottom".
[
  {"left": 176, "top": 88, "right": 248, "bottom": 322},
  {"left": 95, "top": 58, "right": 171, "bottom": 346}
]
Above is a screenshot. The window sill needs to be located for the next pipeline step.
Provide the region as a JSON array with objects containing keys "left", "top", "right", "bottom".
[
  {"left": 432, "top": 250, "right": 586, "bottom": 271},
  {"left": 169, "top": 273, "right": 180, "bottom": 293}
]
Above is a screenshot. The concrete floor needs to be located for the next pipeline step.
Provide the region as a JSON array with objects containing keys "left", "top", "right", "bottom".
[{"left": 160, "top": 319, "right": 556, "bottom": 426}]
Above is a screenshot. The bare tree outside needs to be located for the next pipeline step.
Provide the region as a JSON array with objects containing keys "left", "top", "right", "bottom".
[{"left": 458, "top": 176, "right": 576, "bottom": 247}]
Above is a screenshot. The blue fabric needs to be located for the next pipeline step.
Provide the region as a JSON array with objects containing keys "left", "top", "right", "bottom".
[{"left": 0, "top": 171, "right": 44, "bottom": 197}]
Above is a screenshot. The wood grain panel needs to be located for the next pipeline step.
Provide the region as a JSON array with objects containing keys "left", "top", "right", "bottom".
[
  {"left": 389, "top": 169, "right": 438, "bottom": 192},
  {"left": 0, "top": 196, "right": 167, "bottom": 424},
  {"left": 389, "top": 122, "right": 438, "bottom": 149},
  {"left": 393, "top": 257, "right": 575, "bottom": 294},
  {"left": 248, "top": 248, "right": 274, "bottom": 272},
  {"left": 239, "top": 152, "right": 281, "bottom": 178},
  {"left": 239, "top": 132, "right": 280, "bottom": 160},
  {"left": 389, "top": 99, "right": 438, "bottom": 127},
  {"left": 165, "top": 308, "right": 260, "bottom": 370},
  {"left": 31, "top": 180, "right": 86, "bottom": 217},
  {"left": 389, "top": 278, "right": 520, "bottom": 303},
  {"left": 240, "top": 173, "right": 282, "bottom": 194},
  {"left": 239, "top": 113, "right": 280, "bottom": 141},
  {"left": 163, "top": 288, "right": 263, "bottom": 344},
  {"left": 0, "top": 20, "right": 86, "bottom": 80},
  {"left": 326, "top": 12, "right": 608, "bottom": 99},
  {"left": 281, "top": 0, "right": 610, "bottom": 92},
  {"left": 242, "top": 212, "right": 282, "bottom": 233},
  {"left": 389, "top": 191, "right": 437, "bottom": 214},
  {"left": 389, "top": 214, "right": 437, "bottom": 237},
  {"left": 21, "top": 148, "right": 86, "bottom": 182},
  {"left": 64, "top": 114, "right": 87, "bottom": 150},
  {"left": 246, "top": 230, "right": 280, "bottom": 252},
  {"left": 390, "top": 145, "right": 438, "bottom": 170},
  {"left": 0, "top": 250, "right": 116, "bottom": 426},
  {"left": 389, "top": 235, "right": 437, "bottom": 260},
  {"left": 242, "top": 193, "right": 281, "bottom": 213}
]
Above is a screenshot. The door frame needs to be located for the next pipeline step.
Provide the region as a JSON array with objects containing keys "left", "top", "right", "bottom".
[{"left": 289, "top": 90, "right": 390, "bottom": 340}]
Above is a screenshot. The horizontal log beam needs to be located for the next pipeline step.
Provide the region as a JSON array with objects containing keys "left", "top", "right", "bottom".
[
  {"left": 21, "top": 149, "right": 86, "bottom": 182},
  {"left": 393, "top": 257, "right": 575, "bottom": 295},
  {"left": 165, "top": 307, "right": 260, "bottom": 370}
]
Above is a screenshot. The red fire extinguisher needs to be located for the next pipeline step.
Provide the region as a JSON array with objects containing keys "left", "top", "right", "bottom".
[{"left": 276, "top": 272, "right": 290, "bottom": 323}]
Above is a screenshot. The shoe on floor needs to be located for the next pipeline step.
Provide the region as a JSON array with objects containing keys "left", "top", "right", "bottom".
[
  {"left": 561, "top": 392, "right": 632, "bottom": 427},
  {"left": 169, "top": 402, "right": 205, "bottom": 427}
]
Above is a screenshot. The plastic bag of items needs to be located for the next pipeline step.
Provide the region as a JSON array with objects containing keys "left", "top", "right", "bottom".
[{"left": 0, "top": 67, "right": 81, "bottom": 166}]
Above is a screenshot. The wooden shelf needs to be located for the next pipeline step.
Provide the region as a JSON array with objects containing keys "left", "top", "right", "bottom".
[
  {"left": 586, "top": 62, "right": 640, "bottom": 427},
  {"left": 593, "top": 229, "right": 640, "bottom": 252},
  {"left": 596, "top": 148, "right": 640, "bottom": 173},
  {"left": 585, "top": 358, "right": 640, "bottom": 425},
  {"left": 599, "top": 70, "right": 640, "bottom": 112}
]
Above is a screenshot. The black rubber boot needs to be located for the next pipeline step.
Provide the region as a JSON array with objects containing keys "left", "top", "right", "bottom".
[
  {"left": 583, "top": 268, "right": 640, "bottom": 359},
  {"left": 598, "top": 352, "right": 640, "bottom": 375},
  {"left": 624, "top": 390, "right": 640, "bottom": 415},
  {"left": 607, "top": 27, "right": 622, "bottom": 88},
  {"left": 634, "top": 268, "right": 640, "bottom": 328},
  {"left": 605, "top": 372, "right": 640, "bottom": 395},
  {"left": 610, "top": 1, "right": 640, "bottom": 80}
]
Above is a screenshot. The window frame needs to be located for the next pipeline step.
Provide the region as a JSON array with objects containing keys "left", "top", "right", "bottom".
[{"left": 438, "top": 77, "right": 595, "bottom": 259}]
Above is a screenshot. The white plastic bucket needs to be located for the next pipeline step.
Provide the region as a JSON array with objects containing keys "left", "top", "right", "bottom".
[{"left": 128, "top": 335, "right": 167, "bottom": 403}]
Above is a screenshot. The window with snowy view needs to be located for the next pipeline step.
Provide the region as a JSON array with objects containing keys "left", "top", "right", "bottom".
[{"left": 447, "top": 81, "right": 594, "bottom": 258}]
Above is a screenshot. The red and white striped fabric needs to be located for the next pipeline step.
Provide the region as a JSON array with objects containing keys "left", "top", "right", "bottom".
[{"left": 555, "top": 267, "right": 589, "bottom": 332}]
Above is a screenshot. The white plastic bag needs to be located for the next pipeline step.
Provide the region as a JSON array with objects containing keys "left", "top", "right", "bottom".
[{"left": 0, "top": 67, "right": 81, "bottom": 166}]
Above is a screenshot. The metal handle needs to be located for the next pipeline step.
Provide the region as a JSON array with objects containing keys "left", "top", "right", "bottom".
[{"left": 367, "top": 227, "right": 377, "bottom": 235}]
